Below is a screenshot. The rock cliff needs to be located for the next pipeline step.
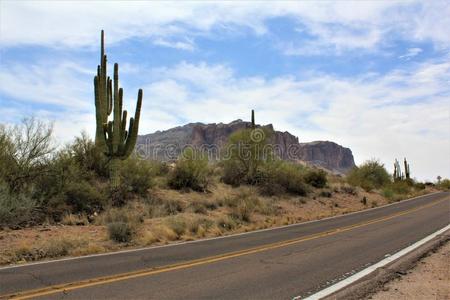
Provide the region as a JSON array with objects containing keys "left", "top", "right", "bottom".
[{"left": 137, "top": 120, "right": 355, "bottom": 174}]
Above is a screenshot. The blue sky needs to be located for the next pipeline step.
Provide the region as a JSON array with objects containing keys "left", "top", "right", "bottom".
[{"left": 0, "top": 1, "right": 449, "bottom": 180}]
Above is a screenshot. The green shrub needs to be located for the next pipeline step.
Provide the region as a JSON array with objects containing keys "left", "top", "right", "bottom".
[
  {"left": 120, "top": 157, "right": 154, "bottom": 196},
  {"left": 107, "top": 222, "right": 135, "bottom": 243},
  {"left": 304, "top": 169, "right": 328, "bottom": 188},
  {"left": 438, "top": 179, "right": 450, "bottom": 190},
  {"left": 64, "top": 180, "right": 106, "bottom": 214},
  {"left": 168, "top": 148, "right": 210, "bottom": 192},
  {"left": 221, "top": 127, "right": 273, "bottom": 185},
  {"left": 258, "top": 161, "right": 308, "bottom": 196},
  {"left": 347, "top": 159, "right": 391, "bottom": 191}
]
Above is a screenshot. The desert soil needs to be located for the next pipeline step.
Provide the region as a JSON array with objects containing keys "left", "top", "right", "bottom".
[{"left": 368, "top": 240, "right": 450, "bottom": 300}]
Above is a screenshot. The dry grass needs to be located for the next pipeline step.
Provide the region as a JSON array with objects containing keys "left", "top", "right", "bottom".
[{"left": 0, "top": 182, "right": 438, "bottom": 266}]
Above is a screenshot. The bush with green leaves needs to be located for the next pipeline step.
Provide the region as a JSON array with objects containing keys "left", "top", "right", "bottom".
[
  {"left": 107, "top": 222, "right": 135, "bottom": 243},
  {"left": 168, "top": 147, "right": 210, "bottom": 192},
  {"left": 120, "top": 157, "right": 155, "bottom": 196},
  {"left": 347, "top": 159, "right": 391, "bottom": 191},
  {"left": 221, "top": 127, "right": 273, "bottom": 186},
  {"left": 304, "top": 169, "right": 328, "bottom": 188},
  {"left": 258, "top": 161, "right": 308, "bottom": 196},
  {"left": 63, "top": 180, "right": 106, "bottom": 214}
]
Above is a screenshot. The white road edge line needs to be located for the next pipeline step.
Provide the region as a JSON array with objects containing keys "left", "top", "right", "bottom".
[
  {"left": 297, "top": 223, "right": 450, "bottom": 300},
  {"left": 0, "top": 191, "right": 443, "bottom": 270}
]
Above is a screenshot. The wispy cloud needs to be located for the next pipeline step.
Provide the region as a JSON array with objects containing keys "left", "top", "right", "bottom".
[
  {"left": 399, "top": 48, "right": 423, "bottom": 60},
  {"left": 1, "top": 1, "right": 450, "bottom": 54}
]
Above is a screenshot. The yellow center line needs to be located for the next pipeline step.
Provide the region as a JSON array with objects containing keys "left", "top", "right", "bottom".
[{"left": 2, "top": 197, "right": 448, "bottom": 300}]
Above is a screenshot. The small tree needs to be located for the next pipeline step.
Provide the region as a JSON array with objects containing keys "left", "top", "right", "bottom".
[
  {"left": 168, "top": 147, "right": 210, "bottom": 192},
  {"left": 347, "top": 159, "right": 391, "bottom": 191}
]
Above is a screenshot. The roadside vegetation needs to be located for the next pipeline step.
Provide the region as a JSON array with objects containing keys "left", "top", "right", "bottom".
[
  {"left": 0, "top": 118, "right": 443, "bottom": 265},
  {"left": 1, "top": 31, "right": 443, "bottom": 265}
]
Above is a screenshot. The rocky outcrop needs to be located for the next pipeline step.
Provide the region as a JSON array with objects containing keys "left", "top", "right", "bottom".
[{"left": 137, "top": 120, "right": 355, "bottom": 174}]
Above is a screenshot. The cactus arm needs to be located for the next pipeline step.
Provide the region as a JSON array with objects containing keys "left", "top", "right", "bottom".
[
  {"left": 112, "top": 63, "right": 120, "bottom": 153},
  {"left": 107, "top": 78, "right": 112, "bottom": 115},
  {"left": 118, "top": 110, "right": 127, "bottom": 154},
  {"left": 122, "top": 89, "right": 142, "bottom": 158}
]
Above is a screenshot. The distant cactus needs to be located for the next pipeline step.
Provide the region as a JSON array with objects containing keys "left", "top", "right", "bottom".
[
  {"left": 94, "top": 30, "right": 143, "bottom": 189},
  {"left": 251, "top": 109, "right": 255, "bottom": 128},
  {"left": 404, "top": 158, "right": 410, "bottom": 179},
  {"left": 393, "top": 158, "right": 402, "bottom": 181}
]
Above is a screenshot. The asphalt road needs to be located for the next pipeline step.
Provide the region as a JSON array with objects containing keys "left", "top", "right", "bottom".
[{"left": 1, "top": 192, "right": 449, "bottom": 300}]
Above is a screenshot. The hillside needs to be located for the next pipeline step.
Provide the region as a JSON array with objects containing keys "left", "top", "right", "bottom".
[{"left": 137, "top": 119, "right": 355, "bottom": 174}]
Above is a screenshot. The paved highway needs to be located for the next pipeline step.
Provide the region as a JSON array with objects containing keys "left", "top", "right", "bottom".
[{"left": 1, "top": 192, "right": 449, "bottom": 300}]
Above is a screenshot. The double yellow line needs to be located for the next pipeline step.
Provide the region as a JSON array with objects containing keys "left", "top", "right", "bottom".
[{"left": 2, "top": 197, "right": 448, "bottom": 300}]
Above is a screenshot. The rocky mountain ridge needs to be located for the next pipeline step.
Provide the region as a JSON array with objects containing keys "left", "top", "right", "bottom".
[{"left": 137, "top": 120, "right": 355, "bottom": 174}]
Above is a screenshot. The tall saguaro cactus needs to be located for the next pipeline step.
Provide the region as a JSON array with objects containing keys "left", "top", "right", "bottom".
[
  {"left": 94, "top": 30, "right": 143, "bottom": 189},
  {"left": 251, "top": 109, "right": 255, "bottom": 128}
]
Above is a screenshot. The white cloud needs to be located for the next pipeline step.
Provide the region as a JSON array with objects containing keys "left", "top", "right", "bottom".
[
  {"left": 0, "top": 61, "right": 92, "bottom": 109},
  {"left": 399, "top": 48, "right": 423, "bottom": 60},
  {"left": 1, "top": 1, "right": 450, "bottom": 53}
]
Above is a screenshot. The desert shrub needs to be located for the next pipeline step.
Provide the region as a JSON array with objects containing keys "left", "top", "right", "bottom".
[
  {"left": 221, "top": 127, "right": 273, "bottom": 186},
  {"left": 258, "top": 161, "right": 308, "bottom": 196},
  {"left": 347, "top": 159, "right": 390, "bottom": 191},
  {"left": 304, "top": 169, "right": 328, "bottom": 188},
  {"left": 69, "top": 132, "right": 108, "bottom": 178},
  {"left": 390, "top": 180, "right": 411, "bottom": 194},
  {"left": 102, "top": 207, "right": 143, "bottom": 243},
  {"left": 100, "top": 206, "right": 144, "bottom": 225},
  {"left": 228, "top": 189, "right": 260, "bottom": 222},
  {"left": 145, "top": 197, "right": 184, "bottom": 218},
  {"left": 438, "top": 179, "right": 450, "bottom": 190},
  {"left": 0, "top": 183, "right": 39, "bottom": 227},
  {"left": 187, "top": 199, "right": 217, "bottom": 214},
  {"left": 414, "top": 182, "right": 426, "bottom": 190},
  {"left": 340, "top": 184, "right": 357, "bottom": 195},
  {"left": 64, "top": 180, "right": 106, "bottom": 214},
  {"left": 256, "top": 199, "right": 279, "bottom": 216},
  {"left": 166, "top": 216, "right": 187, "bottom": 237},
  {"left": 216, "top": 215, "right": 238, "bottom": 231},
  {"left": 120, "top": 157, "right": 154, "bottom": 196},
  {"left": 168, "top": 148, "right": 210, "bottom": 192},
  {"left": 0, "top": 118, "right": 54, "bottom": 193},
  {"left": 319, "top": 190, "right": 332, "bottom": 198},
  {"left": 61, "top": 213, "right": 89, "bottom": 226},
  {"left": 107, "top": 222, "right": 135, "bottom": 243}
]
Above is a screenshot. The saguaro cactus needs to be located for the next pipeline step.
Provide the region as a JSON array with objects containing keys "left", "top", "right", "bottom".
[
  {"left": 94, "top": 30, "right": 143, "bottom": 189},
  {"left": 404, "top": 158, "right": 410, "bottom": 180},
  {"left": 251, "top": 109, "right": 255, "bottom": 128},
  {"left": 393, "top": 158, "right": 402, "bottom": 181}
]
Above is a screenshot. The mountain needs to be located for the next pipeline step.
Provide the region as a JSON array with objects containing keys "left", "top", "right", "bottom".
[{"left": 136, "top": 120, "right": 355, "bottom": 174}]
